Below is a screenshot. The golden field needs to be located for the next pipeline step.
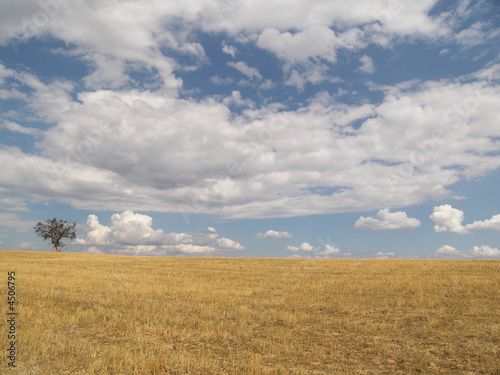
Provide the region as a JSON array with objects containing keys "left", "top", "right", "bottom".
[{"left": 0, "top": 250, "right": 498, "bottom": 375}]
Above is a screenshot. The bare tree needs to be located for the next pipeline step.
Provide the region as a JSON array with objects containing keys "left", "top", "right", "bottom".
[{"left": 34, "top": 218, "right": 76, "bottom": 252}]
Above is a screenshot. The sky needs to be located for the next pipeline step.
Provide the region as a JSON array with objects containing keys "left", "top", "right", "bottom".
[{"left": 0, "top": 0, "right": 499, "bottom": 259}]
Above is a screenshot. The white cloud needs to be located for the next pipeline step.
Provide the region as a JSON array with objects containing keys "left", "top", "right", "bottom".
[
  {"left": 358, "top": 55, "right": 375, "bottom": 74},
  {"left": 286, "top": 242, "right": 315, "bottom": 252},
  {"left": 470, "top": 245, "right": 500, "bottom": 258},
  {"left": 76, "top": 211, "right": 244, "bottom": 255},
  {"left": 0, "top": 71, "right": 497, "bottom": 219},
  {"left": 374, "top": 251, "right": 395, "bottom": 258},
  {"left": 1, "top": 120, "right": 41, "bottom": 136},
  {"left": 257, "top": 26, "right": 339, "bottom": 64},
  {"left": 430, "top": 205, "right": 500, "bottom": 234},
  {"left": 299, "top": 242, "right": 315, "bottom": 252},
  {"left": 222, "top": 42, "right": 237, "bottom": 57},
  {"left": 317, "top": 244, "right": 341, "bottom": 256},
  {"left": 287, "top": 243, "right": 342, "bottom": 258},
  {"left": 227, "top": 61, "right": 262, "bottom": 80},
  {"left": 0, "top": 2, "right": 499, "bottom": 221},
  {"left": 354, "top": 209, "right": 421, "bottom": 231},
  {"left": 455, "top": 21, "right": 494, "bottom": 46},
  {"left": 254, "top": 230, "right": 292, "bottom": 239},
  {"left": 222, "top": 90, "right": 255, "bottom": 107},
  {"left": 465, "top": 214, "right": 500, "bottom": 232},
  {"left": 284, "top": 64, "right": 333, "bottom": 90},
  {"left": 286, "top": 242, "right": 342, "bottom": 257},
  {"left": 430, "top": 205, "right": 469, "bottom": 234},
  {"left": 284, "top": 70, "right": 306, "bottom": 91},
  {"left": 0, "top": 1, "right": 209, "bottom": 91},
  {"left": 474, "top": 63, "right": 500, "bottom": 81},
  {"left": 0, "top": 0, "right": 480, "bottom": 95},
  {"left": 435, "top": 245, "right": 460, "bottom": 255},
  {"left": 79, "top": 214, "right": 112, "bottom": 246},
  {"left": 216, "top": 237, "right": 244, "bottom": 250},
  {"left": 82, "top": 53, "right": 131, "bottom": 90},
  {"left": 76, "top": 211, "right": 163, "bottom": 246},
  {"left": 206, "top": 0, "right": 451, "bottom": 41},
  {"left": 1, "top": 67, "right": 74, "bottom": 122}
]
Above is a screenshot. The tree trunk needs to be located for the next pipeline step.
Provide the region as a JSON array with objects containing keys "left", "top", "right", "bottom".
[{"left": 55, "top": 244, "right": 60, "bottom": 252}]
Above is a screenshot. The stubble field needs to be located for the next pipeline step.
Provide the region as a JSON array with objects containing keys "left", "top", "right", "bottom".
[{"left": 0, "top": 250, "right": 498, "bottom": 374}]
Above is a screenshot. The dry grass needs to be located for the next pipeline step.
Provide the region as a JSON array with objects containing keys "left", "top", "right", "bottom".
[{"left": 0, "top": 250, "right": 498, "bottom": 374}]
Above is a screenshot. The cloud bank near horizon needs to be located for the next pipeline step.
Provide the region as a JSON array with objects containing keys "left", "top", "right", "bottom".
[{"left": 75, "top": 211, "right": 244, "bottom": 255}]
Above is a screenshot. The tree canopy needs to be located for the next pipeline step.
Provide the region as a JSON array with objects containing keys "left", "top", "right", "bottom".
[{"left": 34, "top": 218, "right": 76, "bottom": 252}]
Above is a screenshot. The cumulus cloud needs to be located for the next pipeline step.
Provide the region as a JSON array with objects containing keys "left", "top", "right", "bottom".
[
  {"left": 82, "top": 53, "right": 131, "bottom": 90},
  {"left": 0, "top": 0, "right": 483, "bottom": 94},
  {"left": 0, "top": 71, "right": 499, "bottom": 219},
  {"left": 216, "top": 237, "right": 244, "bottom": 250},
  {"left": 298, "top": 242, "right": 315, "bottom": 252},
  {"left": 430, "top": 205, "right": 469, "bottom": 234},
  {"left": 465, "top": 214, "right": 500, "bottom": 232},
  {"left": 254, "top": 230, "right": 293, "bottom": 239},
  {"left": 76, "top": 211, "right": 244, "bottom": 255},
  {"left": 286, "top": 242, "right": 315, "bottom": 252},
  {"left": 257, "top": 26, "right": 339, "bottom": 64},
  {"left": 354, "top": 209, "right": 421, "bottom": 231},
  {"left": 0, "top": 2, "right": 499, "bottom": 221},
  {"left": 285, "top": 242, "right": 342, "bottom": 258},
  {"left": 430, "top": 206, "right": 500, "bottom": 234},
  {"left": 470, "top": 245, "right": 500, "bottom": 257},
  {"left": 435, "top": 245, "right": 460, "bottom": 256},
  {"left": 317, "top": 244, "right": 341, "bottom": 256}
]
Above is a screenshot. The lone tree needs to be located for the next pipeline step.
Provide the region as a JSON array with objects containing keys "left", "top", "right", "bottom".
[{"left": 34, "top": 218, "right": 76, "bottom": 252}]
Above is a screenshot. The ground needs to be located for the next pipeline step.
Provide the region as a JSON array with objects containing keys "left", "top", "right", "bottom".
[{"left": 0, "top": 250, "right": 498, "bottom": 374}]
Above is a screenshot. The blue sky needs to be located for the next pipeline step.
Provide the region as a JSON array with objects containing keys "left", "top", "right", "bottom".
[{"left": 0, "top": 0, "right": 499, "bottom": 258}]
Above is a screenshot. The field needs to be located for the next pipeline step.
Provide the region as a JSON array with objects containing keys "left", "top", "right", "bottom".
[{"left": 0, "top": 250, "right": 498, "bottom": 374}]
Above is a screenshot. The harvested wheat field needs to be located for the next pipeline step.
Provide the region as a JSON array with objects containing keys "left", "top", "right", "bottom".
[{"left": 0, "top": 250, "right": 498, "bottom": 375}]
